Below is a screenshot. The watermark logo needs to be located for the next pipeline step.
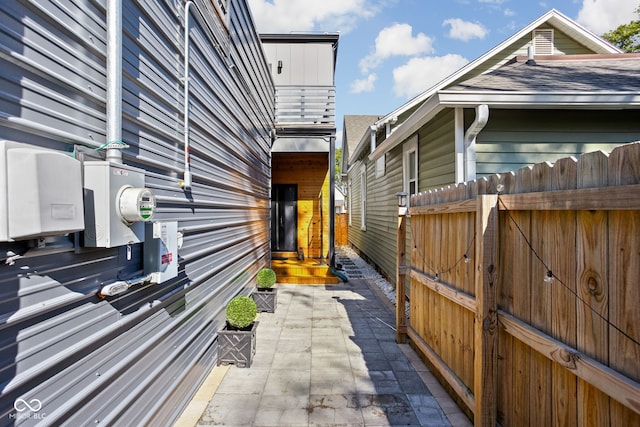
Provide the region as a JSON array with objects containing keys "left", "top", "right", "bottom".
[
  {"left": 14, "top": 398, "right": 42, "bottom": 412},
  {"left": 9, "top": 398, "right": 46, "bottom": 420}
]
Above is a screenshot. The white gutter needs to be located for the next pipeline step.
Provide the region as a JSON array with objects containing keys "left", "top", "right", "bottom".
[
  {"left": 438, "top": 91, "right": 640, "bottom": 107},
  {"left": 369, "top": 88, "right": 640, "bottom": 163},
  {"left": 182, "top": 1, "right": 195, "bottom": 188},
  {"left": 454, "top": 108, "right": 464, "bottom": 183},
  {"left": 369, "top": 125, "right": 376, "bottom": 153},
  {"left": 106, "top": 0, "right": 123, "bottom": 164},
  {"left": 463, "top": 104, "right": 489, "bottom": 181}
]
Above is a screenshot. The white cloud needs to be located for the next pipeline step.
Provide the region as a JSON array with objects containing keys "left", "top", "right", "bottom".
[
  {"left": 350, "top": 74, "right": 378, "bottom": 93},
  {"left": 443, "top": 18, "right": 488, "bottom": 41},
  {"left": 392, "top": 54, "right": 469, "bottom": 99},
  {"left": 504, "top": 8, "right": 515, "bottom": 17},
  {"left": 576, "top": 0, "right": 638, "bottom": 35},
  {"left": 247, "top": 0, "right": 379, "bottom": 33},
  {"left": 359, "top": 23, "right": 435, "bottom": 73}
]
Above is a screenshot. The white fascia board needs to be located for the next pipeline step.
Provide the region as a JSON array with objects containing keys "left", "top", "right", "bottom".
[
  {"left": 437, "top": 91, "right": 640, "bottom": 108},
  {"left": 350, "top": 127, "right": 373, "bottom": 163},
  {"left": 368, "top": 95, "right": 444, "bottom": 162},
  {"left": 369, "top": 10, "right": 621, "bottom": 129}
]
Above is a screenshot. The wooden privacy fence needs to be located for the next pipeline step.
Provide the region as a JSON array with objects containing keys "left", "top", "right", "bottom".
[
  {"left": 335, "top": 212, "right": 348, "bottom": 246},
  {"left": 400, "top": 142, "right": 640, "bottom": 426}
]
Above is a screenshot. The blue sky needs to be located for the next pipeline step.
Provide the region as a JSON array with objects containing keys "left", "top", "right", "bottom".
[{"left": 247, "top": 0, "right": 639, "bottom": 146}]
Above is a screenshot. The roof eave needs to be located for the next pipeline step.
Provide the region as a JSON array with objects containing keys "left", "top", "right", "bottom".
[
  {"left": 368, "top": 95, "right": 444, "bottom": 162},
  {"left": 368, "top": 91, "right": 640, "bottom": 162},
  {"left": 369, "top": 9, "right": 622, "bottom": 130}
]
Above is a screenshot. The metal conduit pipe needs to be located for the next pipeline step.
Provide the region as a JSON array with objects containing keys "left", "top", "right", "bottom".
[
  {"left": 181, "top": 1, "right": 195, "bottom": 188},
  {"left": 106, "top": 0, "right": 123, "bottom": 164}
]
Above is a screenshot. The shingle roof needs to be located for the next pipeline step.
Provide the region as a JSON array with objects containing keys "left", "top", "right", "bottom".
[
  {"left": 447, "top": 54, "right": 640, "bottom": 93},
  {"left": 342, "top": 115, "right": 380, "bottom": 162},
  {"left": 344, "top": 115, "right": 379, "bottom": 141}
]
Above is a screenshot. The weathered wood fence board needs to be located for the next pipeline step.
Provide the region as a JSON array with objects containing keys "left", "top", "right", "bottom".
[{"left": 404, "top": 142, "right": 640, "bottom": 426}]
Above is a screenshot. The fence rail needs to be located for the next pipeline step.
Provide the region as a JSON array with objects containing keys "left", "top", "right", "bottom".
[{"left": 401, "top": 142, "right": 640, "bottom": 426}]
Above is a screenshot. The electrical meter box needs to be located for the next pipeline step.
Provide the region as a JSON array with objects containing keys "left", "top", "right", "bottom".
[
  {"left": 144, "top": 221, "right": 179, "bottom": 284},
  {"left": 83, "top": 161, "right": 156, "bottom": 248},
  {"left": 0, "top": 140, "right": 85, "bottom": 241}
]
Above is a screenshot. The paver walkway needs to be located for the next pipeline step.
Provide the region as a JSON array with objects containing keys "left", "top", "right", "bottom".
[{"left": 178, "top": 272, "right": 471, "bottom": 426}]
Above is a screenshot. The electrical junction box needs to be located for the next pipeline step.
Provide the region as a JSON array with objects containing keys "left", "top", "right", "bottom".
[
  {"left": 0, "top": 140, "right": 84, "bottom": 241},
  {"left": 144, "top": 221, "right": 178, "bottom": 284},
  {"left": 83, "top": 161, "right": 156, "bottom": 248}
]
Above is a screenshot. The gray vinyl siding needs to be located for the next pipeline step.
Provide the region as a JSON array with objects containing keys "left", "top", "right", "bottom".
[
  {"left": 418, "top": 109, "right": 456, "bottom": 190},
  {"left": 363, "top": 148, "right": 403, "bottom": 281},
  {"left": 347, "top": 159, "right": 365, "bottom": 250},
  {"left": 475, "top": 109, "right": 640, "bottom": 176},
  {"left": 346, "top": 110, "right": 456, "bottom": 283},
  {"left": 346, "top": 146, "right": 403, "bottom": 282},
  {"left": 0, "top": 1, "right": 273, "bottom": 425}
]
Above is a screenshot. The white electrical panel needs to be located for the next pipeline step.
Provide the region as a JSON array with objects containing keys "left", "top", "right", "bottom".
[
  {"left": 144, "top": 221, "right": 178, "bottom": 284},
  {"left": 83, "top": 161, "right": 156, "bottom": 248},
  {"left": 0, "top": 141, "right": 84, "bottom": 241}
]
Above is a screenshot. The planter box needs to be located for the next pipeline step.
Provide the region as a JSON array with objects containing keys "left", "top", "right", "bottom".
[
  {"left": 217, "top": 321, "right": 258, "bottom": 368},
  {"left": 252, "top": 287, "right": 277, "bottom": 313}
]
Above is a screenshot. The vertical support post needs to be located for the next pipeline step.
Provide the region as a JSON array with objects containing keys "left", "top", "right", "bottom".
[
  {"left": 474, "top": 194, "right": 498, "bottom": 426},
  {"left": 396, "top": 206, "right": 407, "bottom": 344},
  {"left": 328, "top": 136, "right": 336, "bottom": 265}
]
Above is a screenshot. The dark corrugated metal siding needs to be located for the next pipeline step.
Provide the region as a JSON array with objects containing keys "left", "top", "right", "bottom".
[{"left": 0, "top": 0, "right": 273, "bottom": 425}]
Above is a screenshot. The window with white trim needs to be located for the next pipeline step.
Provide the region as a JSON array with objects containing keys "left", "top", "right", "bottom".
[
  {"left": 347, "top": 179, "right": 352, "bottom": 226},
  {"left": 403, "top": 135, "right": 418, "bottom": 203},
  {"left": 360, "top": 164, "right": 367, "bottom": 231},
  {"left": 375, "top": 154, "right": 385, "bottom": 178}
]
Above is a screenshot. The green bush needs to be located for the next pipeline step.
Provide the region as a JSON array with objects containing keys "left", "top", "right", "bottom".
[
  {"left": 256, "top": 268, "right": 277, "bottom": 289},
  {"left": 225, "top": 295, "right": 257, "bottom": 329}
]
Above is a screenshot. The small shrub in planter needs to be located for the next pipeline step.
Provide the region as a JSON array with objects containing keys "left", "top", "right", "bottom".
[
  {"left": 256, "top": 268, "right": 276, "bottom": 289},
  {"left": 226, "top": 295, "right": 258, "bottom": 329},
  {"left": 253, "top": 268, "right": 277, "bottom": 313},
  {"left": 218, "top": 295, "right": 258, "bottom": 368}
]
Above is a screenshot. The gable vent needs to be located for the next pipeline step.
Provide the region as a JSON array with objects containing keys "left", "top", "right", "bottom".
[{"left": 533, "top": 29, "right": 554, "bottom": 55}]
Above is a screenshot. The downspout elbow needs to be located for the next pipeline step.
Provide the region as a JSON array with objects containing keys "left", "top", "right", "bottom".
[
  {"left": 463, "top": 104, "right": 489, "bottom": 149},
  {"left": 369, "top": 125, "right": 376, "bottom": 154}
]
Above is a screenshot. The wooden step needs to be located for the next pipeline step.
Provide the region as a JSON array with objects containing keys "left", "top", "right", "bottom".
[
  {"left": 272, "top": 251, "right": 299, "bottom": 260},
  {"left": 272, "top": 259, "right": 340, "bottom": 285}
]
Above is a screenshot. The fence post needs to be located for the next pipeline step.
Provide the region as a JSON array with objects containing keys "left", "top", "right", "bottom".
[
  {"left": 474, "top": 194, "right": 498, "bottom": 426},
  {"left": 396, "top": 193, "right": 408, "bottom": 344}
]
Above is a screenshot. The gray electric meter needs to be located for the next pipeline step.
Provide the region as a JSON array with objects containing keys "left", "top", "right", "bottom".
[
  {"left": 83, "top": 161, "right": 156, "bottom": 247},
  {"left": 118, "top": 186, "right": 156, "bottom": 224}
]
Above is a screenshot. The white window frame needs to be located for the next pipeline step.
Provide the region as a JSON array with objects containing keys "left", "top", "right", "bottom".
[
  {"left": 375, "top": 154, "right": 385, "bottom": 178},
  {"left": 360, "top": 164, "right": 367, "bottom": 231},
  {"left": 403, "top": 135, "right": 418, "bottom": 205},
  {"left": 347, "top": 179, "right": 352, "bottom": 226}
]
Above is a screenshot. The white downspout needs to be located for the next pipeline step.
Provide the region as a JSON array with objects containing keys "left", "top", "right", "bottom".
[
  {"left": 106, "top": 0, "right": 123, "bottom": 164},
  {"left": 454, "top": 108, "right": 464, "bottom": 183},
  {"left": 369, "top": 125, "right": 376, "bottom": 153},
  {"left": 463, "top": 104, "right": 489, "bottom": 181},
  {"left": 182, "top": 1, "right": 194, "bottom": 188}
]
